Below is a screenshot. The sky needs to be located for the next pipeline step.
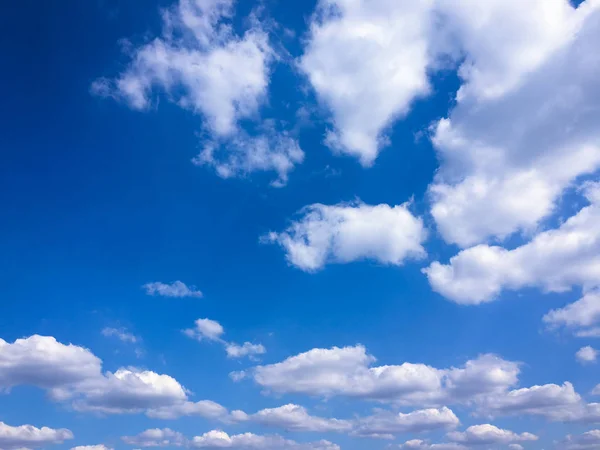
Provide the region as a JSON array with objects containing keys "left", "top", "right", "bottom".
[{"left": 1, "top": 0, "right": 600, "bottom": 449}]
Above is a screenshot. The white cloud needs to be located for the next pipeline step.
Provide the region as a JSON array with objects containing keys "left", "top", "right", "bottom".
[
  {"left": 183, "top": 318, "right": 266, "bottom": 360},
  {"left": 477, "top": 381, "right": 600, "bottom": 423},
  {"left": 71, "top": 368, "right": 188, "bottom": 414},
  {"left": 428, "top": 1, "right": 600, "bottom": 247},
  {"left": 543, "top": 291, "right": 600, "bottom": 337},
  {"left": 143, "top": 281, "right": 203, "bottom": 298},
  {"left": 508, "top": 445, "right": 524, "bottom": 450},
  {"left": 225, "top": 342, "right": 266, "bottom": 359},
  {"left": 0, "top": 335, "right": 195, "bottom": 415},
  {"left": 122, "top": 429, "right": 186, "bottom": 448},
  {"left": 192, "top": 127, "right": 304, "bottom": 188},
  {"left": 0, "top": 422, "right": 73, "bottom": 450},
  {"left": 352, "top": 407, "right": 459, "bottom": 439},
  {"left": 71, "top": 446, "right": 113, "bottom": 450},
  {"left": 190, "top": 430, "right": 340, "bottom": 450},
  {"left": 447, "top": 424, "right": 537, "bottom": 445},
  {"left": 424, "top": 182, "right": 600, "bottom": 304},
  {"left": 300, "top": 0, "right": 434, "bottom": 165},
  {"left": 184, "top": 318, "right": 225, "bottom": 341},
  {"left": 147, "top": 400, "right": 229, "bottom": 420},
  {"left": 264, "top": 202, "right": 426, "bottom": 272},
  {"left": 239, "top": 404, "right": 353, "bottom": 433},
  {"left": 101, "top": 327, "right": 139, "bottom": 344},
  {"left": 247, "top": 345, "right": 518, "bottom": 405},
  {"left": 576, "top": 346, "right": 598, "bottom": 364},
  {"left": 96, "top": 0, "right": 303, "bottom": 185},
  {"left": 0, "top": 335, "right": 102, "bottom": 390},
  {"left": 399, "top": 440, "right": 466, "bottom": 450},
  {"left": 560, "top": 430, "right": 600, "bottom": 450}
]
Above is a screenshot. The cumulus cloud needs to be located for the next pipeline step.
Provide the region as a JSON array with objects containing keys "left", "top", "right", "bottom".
[
  {"left": 244, "top": 345, "right": 518, "bottom": 405},
  {"left": 225, "top": 342, "right": 266, "bottom": 359},
  {"left": 122, "top": 429, "right": 186, "bottom": 448},
  {"left": 446, "top": 424, "right": 537, "bottom": 445},
  {"left": 543, "top": 291, "right": 600, "bottom": 337},
  {"left": 264, "top": 202, "right": 427, "bottom": 272},
  {"left": 351, "top": 407, "right": 459, "bottom": 439},
  {"left": 576, "top": 346, "right": 598, "bottom": 364},
  {"left": 71, "top": 446, "right": 113, "bottom": 450},
  {"left": 428, "top": 1, "right": 600, "bottom": 247},
  {"left": 95, "top": 0, "right": 303, "bottom": 184},
  {"left": 0, "top": 335, "right": 196, "bottom": 415},
  {"left": 477, "top": 381, "right": 600, "bottom": 423},
  {"left": 560, "top": 429, "right": 600, "bottom": 450},
  {"left": 183, "top": 318, "right": 266, "bottom": 360},
  {"left": 0, "top": 422, "right": 73, "bottom": 450},
  {"left": 143, "top": 281, "right": 203, "bottom": 298},
  {"left": 236, "top": 404, "right": 353, "bottom": 433},
  {"left": 190, "top": 430, "right": 340, "bottom": 449},
  {"left": 101, "top": 327, "right": 139, "bottom": 344},
  {"left": 147, "top": 400, "right": 229, "bottom": 420},
  {"left": 424, "top": 182, "right": 600, "bottom": 304},
  {"left": 399, "top": 440, "right": 466, "bottom": 450},
  {"left": 300, "top": 0, "right": 434, "bottom": 165}
]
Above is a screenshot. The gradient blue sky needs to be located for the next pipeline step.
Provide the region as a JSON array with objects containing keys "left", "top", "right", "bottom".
[{"left": 1, "top": 1, "right": 599, "bottom": 450}]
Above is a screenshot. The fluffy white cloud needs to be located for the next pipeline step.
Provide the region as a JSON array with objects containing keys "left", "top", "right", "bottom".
[
  {"left": 399, "top": 440, "right": 466, "bottom": 450},
  {"left": 95, "top": 0, "right": 303, "bottom": 184},
  {"left": 447, "top": 424, "right": 537, "bottom": 445},
  {"left": 352, "top": 407, "right": 459, "bottom": 439},
  {"left": 428, "top": 1, "right": 600, "bottom": 247},
  {"left": 560, "top": 430, "right": 600, "bottom": 450},
  {"left": 190, "top": 431, "right": 339, "bottom": 449},
  {"left": 72, "top": 369, "right": 188, "bottom": 414},
  {"left": 0, "top": 335, "right": 102, "bottom": 390},
  {"left": 225, "top": 342, "right": 266, "bottom": 359},
  {"left": 544, "top": 291, "right": 600, "bottom": 336},
  {"left": 237, "top": 404, "right": 352, "bottom": 433},
  {"left": 183, "top": 318, "right": 266, "bottom": 360},
  {"left": 424, "top": 183, "right": 600, "bottom": 304},
  {"left": 122, "top": 429, "right": 186, "bottom": 448},
  {"left": 0, "top": 335, "right": 195, "bottom": 415},
  {"left": 143, "top": 281, "right": 203, "bottom": 298},
  {"left": 478, "top": 381, "right": 600, "bottom": 423},
  {"left": 246, "top": 345, "right": 518, "bottom": 405},
  {"left": 184, "top": 318, "right": 225, "bottom": 341},
  {"left": 71, "top": 446, "right": 112, "bottom": 450},
  {"left": 265, "top": 202, "right": 426, "bottom": 272},
  {"left": 101, "top": 327, "right": 139, "bottom": 344},
  {"left": 147, "top": 400, "right": 229, "bottom": 420},
  {"left": 300, "top": 0, "right": 434, "bottom": 165},
  {"left": 576, "top": 346, "right": 598, "bottom": 364},
  {"left": 0, "top": 422, "right": 73, "bottom": 450},
  {"left": 192, "top": 128, "right": 304, "bottom": 188}
]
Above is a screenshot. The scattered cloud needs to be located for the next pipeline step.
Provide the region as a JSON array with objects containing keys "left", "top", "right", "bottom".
[
  {"left": 245, "top": 345, "right": 518, "bottom": 405},
  {"left": 183, "top": 318, "right": 265, "bottom": 360},
  {"left": 0, "top": 422, "right": 73, "bottom": 450},
  {"left": 447, "top": 424, "right": 537, "bottom": 445},
  {"left": 424, "top": 182, "right": 600, "bottom": 304},
  {"left": 398, "top": 440, "right": 467, "bottom": 450},
  {"left": 101, "top": 327, "right": 139, "bottom": 344},
  {"left": 264, "top": 202, "right": 426, "bottom": 272},
  {"left": 95, "top": 0, "right": 303, "bottom": 185},
  {"left": 143, "top": 281, "right": 203, "bottom": 298},
  {"left": 71, "top": 446, "right": 113, "bottom": 450},
  {"left": 190, "top": 430, "right": 340, "bottom": 449},
  {"left": 300, "top": 0, "right": 433, "bottom": 165},
  {"left": 543, "top": 291, "right": 600, "bottom": 337},
  {"left": 122, "top": 429, "right": 186, "bottom": 448},
  {"left": 560, "top": 429, "right": 600, "bottom": 450},
  {"left": 576, "top": 346, "right": 598, "bottom": 364},
  {"left": 351, "top": 407, "right": 459, "bottom": 439},
  {"left": 147, "top": 400, "right": 229, "bottom": 421}
]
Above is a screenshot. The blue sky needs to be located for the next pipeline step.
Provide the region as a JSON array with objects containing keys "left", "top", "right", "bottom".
[{"left": 1, "top": 0, "right": 600, "bottom": 450}]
